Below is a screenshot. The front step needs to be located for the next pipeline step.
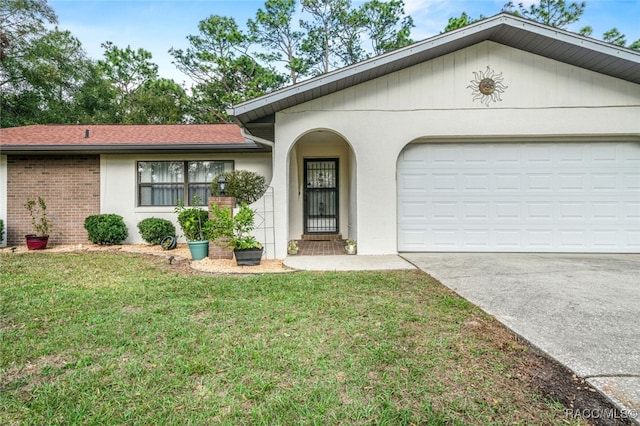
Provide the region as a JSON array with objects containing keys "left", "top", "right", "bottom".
[{"left": 301, "top": 233, "right": 343, "bottom": 241}]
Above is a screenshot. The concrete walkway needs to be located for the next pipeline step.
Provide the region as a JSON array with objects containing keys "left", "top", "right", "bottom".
[
  {"left": 402, "top": 253, "right": 640, "bottom": 424},
  {"left": 283, "top": 254, "right": 415, "bottom": 271}
]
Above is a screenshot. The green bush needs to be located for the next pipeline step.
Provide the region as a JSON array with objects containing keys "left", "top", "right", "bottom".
[
  {"left": 210, "top": 170, "right": 267, "bottom": 205},
  {"left": 84, "top": 214, "right": 128, "bottom": 245},
  {"left": 175, "top": 197, "right": 210, "bottom": 241},
  {"left": 137, "top": 217, "right": 176, "bottom": 245},
  {"left": 0, "top": 219, "right": 4, "bottom": 242}
]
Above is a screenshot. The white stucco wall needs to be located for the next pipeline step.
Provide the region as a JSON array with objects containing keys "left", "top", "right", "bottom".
[
  {"left": 269, "top": 41, "right": 640, "bottom": 257},
  {"left": 0, "top": 155, "right": 7, "bottom": 247},
  {"left": 101, "top": 152, "right": 272, "bottom": 245}
]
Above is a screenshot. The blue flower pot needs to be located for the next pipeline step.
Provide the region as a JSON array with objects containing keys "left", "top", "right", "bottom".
[{"left": 187, "top": 240, "right": 209, "bottom": 260}]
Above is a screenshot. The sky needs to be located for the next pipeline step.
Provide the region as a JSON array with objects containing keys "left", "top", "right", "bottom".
[{"left": 48, "top": 0, "right": 640, "bottom": 85}]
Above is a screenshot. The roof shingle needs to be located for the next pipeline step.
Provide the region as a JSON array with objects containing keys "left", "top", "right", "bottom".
[{"left": 0, "top": 124, "right": 245, "bottom": 147}]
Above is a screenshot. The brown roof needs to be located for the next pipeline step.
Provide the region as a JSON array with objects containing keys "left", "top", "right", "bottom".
[{"left": 0, "top": 124, "right": 245, "bottom": 146}]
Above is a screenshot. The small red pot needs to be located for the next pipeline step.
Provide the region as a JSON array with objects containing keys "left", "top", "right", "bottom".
[{"left": 25, "top": 234, "right": 49, "bottom": 250}]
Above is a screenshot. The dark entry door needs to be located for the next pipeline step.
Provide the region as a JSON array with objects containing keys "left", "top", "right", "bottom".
[{"left": 304, "top": 159, "right": 338, "bottom": 233}]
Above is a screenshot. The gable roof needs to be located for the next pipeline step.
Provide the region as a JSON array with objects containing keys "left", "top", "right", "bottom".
[
  {"left": 0, "top": 124, "right": 268, "bottom": 154},
  {"left": 229, "top": 12, "right": 640, "bottom": 142}
]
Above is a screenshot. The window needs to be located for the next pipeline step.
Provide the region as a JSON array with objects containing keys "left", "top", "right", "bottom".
[{"left": 138, "top": 161, "right": 233, "bottom": 206}]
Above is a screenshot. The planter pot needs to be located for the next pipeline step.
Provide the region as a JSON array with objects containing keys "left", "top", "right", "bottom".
[
  {"left": 234, "top": 248, "right": 263, "bottom": 266},
  {"left": 161, "top": 235, "right": 177, "bottom": 250},
  {"left": 187, "top": 240, "right": 209, "bottom": 260},
  {"left": 345, "top": 245, "right": 356, "bottom": 255},
  {"left": 26, "top": 234, "right": 49, "bottom": 250}
]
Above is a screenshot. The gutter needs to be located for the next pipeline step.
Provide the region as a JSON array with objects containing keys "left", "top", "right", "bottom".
[{"left": 0, "top": 142, "right": 268, "bottom": 155}]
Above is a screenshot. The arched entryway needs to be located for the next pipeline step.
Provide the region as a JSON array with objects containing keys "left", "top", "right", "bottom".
[{"left": 288, "top": 130, "right": 357, "bottom": 247}]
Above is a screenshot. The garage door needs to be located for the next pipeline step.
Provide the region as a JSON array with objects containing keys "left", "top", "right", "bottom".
[{"left": 397, "top": 142, "right": 640, "bottom": 252}]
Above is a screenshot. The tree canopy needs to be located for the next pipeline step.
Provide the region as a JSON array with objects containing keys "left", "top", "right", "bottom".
[
  {"left": 1, "top": 0, "right": 637, "bottom": 128},
  {"left": 445, "top": 0, "right": 639, "bottom": 51}
]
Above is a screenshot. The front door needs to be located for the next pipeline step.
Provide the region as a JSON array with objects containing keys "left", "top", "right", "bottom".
[{"left": 304, "top": 159, "right": 338, "bottom": 234}]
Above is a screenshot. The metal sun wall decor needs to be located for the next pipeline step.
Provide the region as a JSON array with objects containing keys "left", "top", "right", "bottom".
[{"left": 467, "top": 66, "right": 508, "bottom": 107}]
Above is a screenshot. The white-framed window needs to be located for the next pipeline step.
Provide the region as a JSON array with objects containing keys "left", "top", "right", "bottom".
[{"left": 137, "top": 160, "right": 234, "bottom": 206}]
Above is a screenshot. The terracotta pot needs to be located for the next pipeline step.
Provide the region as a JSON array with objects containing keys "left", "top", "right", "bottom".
[{"left": 26, "top": 234, "right": 49, "bottom": 250}]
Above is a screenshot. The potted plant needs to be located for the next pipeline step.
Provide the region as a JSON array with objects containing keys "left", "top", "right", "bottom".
[
  {"left": 288, "top": 240, "right": 299, "bottom": 255},
  {"left": 208, "top": 203, "right": 263, "bottom": 266},
  {"left": 175, "top": 195, "right": 210, "bottom": 260},
  {"left": 345, "top": 239, "right": 357, "bottom": 255},
  {"left": 24, "top": 197, "right": 50, "bottom": 250}
]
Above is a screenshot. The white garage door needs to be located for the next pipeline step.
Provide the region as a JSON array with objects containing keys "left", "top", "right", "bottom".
[{"left": 397, "top": 142, "right": 640, "bottom": 252}]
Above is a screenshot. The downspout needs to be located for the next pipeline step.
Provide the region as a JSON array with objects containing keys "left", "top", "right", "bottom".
[{"left": 239, "top": 127, "right": 274, "bottom": 148}]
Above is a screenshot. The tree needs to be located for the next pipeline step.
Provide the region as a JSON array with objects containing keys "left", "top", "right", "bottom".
[
  {"left": 96, "top": 41, "right": 159, "bottom": 122},
  {"left": 502, "top": 0, "right": 586, "bottom": 28},
  {"left": 248, "top": 0, "right": 308, "bottom": 84},
  {"left": 300, "top": 0, "right": 352, "bottom": 74},
  {"left": 127, "top": 78, "right": 188, "bottom": 124},
  {"left": 0, "top": 0, "right": 58, "bottom": 87},
  {"left": 444, "top": 12, "right": 480, "bottom": 32},
  {"left": 447, "top": 2, "right": 639, "bottom": 52},
  {"left": 602, "top": 28, "right": 626, "bottom": 47},
  {"left": 72, "top": 61, "right": 119, "bottom": 124},
  {"left": 581, "top": 26, "right": 640, "bottom": 51},
  {"left": 171, "top": 15, "right": 284, "bottom": 122},
  {"left": 357, "top": 0, "right": 414, "bottom": 56},
  {"left": 299, "top": 0, "right": 414, "bottom": 74},
  {"left": 1, "top": 5, "right": 92, "bottom": 127},
  {"left": 1, "top": 28, "right": 88, "bottom": 126}
]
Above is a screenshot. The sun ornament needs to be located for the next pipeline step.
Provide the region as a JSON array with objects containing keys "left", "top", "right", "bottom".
[{"left": 467, "top": 66, "right": 508, "bottom": 107}]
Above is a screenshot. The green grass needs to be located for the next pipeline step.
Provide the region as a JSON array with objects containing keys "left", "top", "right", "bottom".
[{"left": 1, "top": 252, "right": 581, "bottom": 425}]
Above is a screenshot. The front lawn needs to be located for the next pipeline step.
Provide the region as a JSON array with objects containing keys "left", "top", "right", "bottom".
[{"left": 1, "top": 252, "right": 581, "bottom": 425}]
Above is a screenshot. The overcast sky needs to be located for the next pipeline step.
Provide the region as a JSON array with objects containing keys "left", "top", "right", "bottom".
[{"left": 49, "top": 0, "right": 640, "bottom": 85}]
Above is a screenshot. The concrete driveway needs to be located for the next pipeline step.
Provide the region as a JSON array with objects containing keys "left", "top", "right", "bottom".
[{"left": 402, "top": 253, "right": 640, "bottom": 421}]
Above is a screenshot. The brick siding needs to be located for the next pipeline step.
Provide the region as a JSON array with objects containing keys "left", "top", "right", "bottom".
[{"left": 6, "top": 155, "right": 100, "bottom": 246}]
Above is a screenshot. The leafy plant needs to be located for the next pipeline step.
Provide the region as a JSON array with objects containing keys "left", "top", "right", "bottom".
[
  {"left": 0, "top": 219, "right": 4, "bottom": 242},
  {"left": 210, "top": 170, "right": 268, "bottom": 205},
  {"left": 84, "top": 214, "right": 128, "bottom": 245},
  {"left": 345, "top": 239, "right": 357, "bottom": 254},
  {"left": 24, "top": 197, "right": 50, "bottom": 236},
  {"left": 137, "top": 217, "right": 176, "bottom": 245},
  {"left": 175, "top": 196, "right": 210, "bottom": 241},
  {"left": 208, "top": 203, "right": 262, "bottom": 250}
]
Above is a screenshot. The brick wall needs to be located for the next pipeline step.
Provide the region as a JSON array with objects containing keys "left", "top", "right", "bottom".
[{"left": 6, "top": 155, "right": 100, "bottom": 246}]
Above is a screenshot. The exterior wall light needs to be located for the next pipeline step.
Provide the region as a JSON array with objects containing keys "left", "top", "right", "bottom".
[{"left": 218, "top": 175, "right": 227, "bottom": 197}]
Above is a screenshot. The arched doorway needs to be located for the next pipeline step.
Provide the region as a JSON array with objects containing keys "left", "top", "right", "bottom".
[{"left": 288, "top": 130, "right": 357, "bottom": 243}]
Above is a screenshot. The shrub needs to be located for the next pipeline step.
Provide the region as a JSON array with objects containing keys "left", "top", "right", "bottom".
[
  {"left": 137, "top": 218, "right": 176, "bottom": 245},
  {"left": 0, "top": 219, "right": 4, "bottom": 242},
  {"left": 175, "top": 196, "right": 210, "bottom": 241},
  {"left": 210, "top": 170, "right": 267, "bottom": 205},
  {"left": 84, "top": 214, "right": 128, "bottom": 245},
  {"left": 208, "top": 203, "right": 261, "bottom": 250}
]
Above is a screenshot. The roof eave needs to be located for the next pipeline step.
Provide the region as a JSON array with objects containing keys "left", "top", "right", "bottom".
[{"left": 0, "top": 142, "right": 271, "bottom": 155}]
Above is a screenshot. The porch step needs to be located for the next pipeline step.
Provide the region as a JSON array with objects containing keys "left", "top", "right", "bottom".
[{"left": 301, "top": 233, "right": 343, "bottom": 241}]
